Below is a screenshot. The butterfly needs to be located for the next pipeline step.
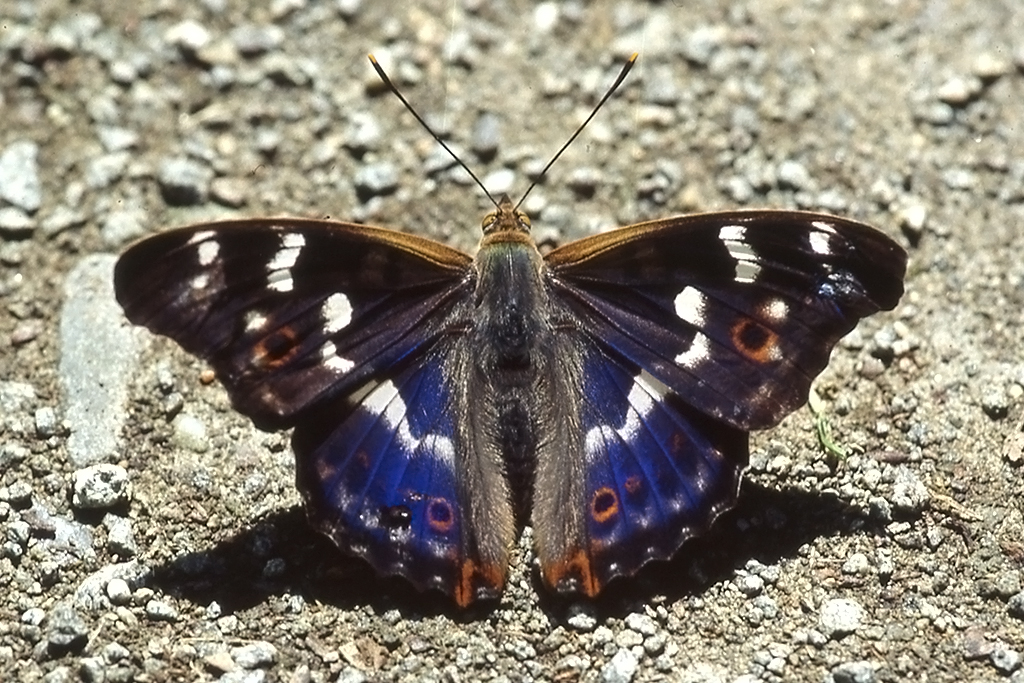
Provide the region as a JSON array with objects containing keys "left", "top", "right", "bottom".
[{"left": 114, "top": 56, "right": 907, "bottom": 607}]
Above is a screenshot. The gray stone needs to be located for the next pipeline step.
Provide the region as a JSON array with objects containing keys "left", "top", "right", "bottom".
[
  {"left": 60, "top": 255, "right": 146, "bottom": 466},
  {"left": 85, "top": 151, "right": 129, "bottom": 189},
  {"left": 35, "top": 406, "right": 58, "bottom": 438},
  {"left": 231, "top": 641, "right": 277, "bottom": 669},
  {"left": 145, "top": 599, "right": 179, "bottom": 622},
  {"left": 165, "top": 20, "right": 211, "bottom": 54},
  {"left": 777, "top": 159, "right": 813, "bottom": 190},
  {"left": 105, "top": 577, "right": 132, "bottom": 605},
  {"left": 354, "top": 163, "right": 398, "bottom": 197},
  {"left": 158, "top": 157, "right": 213, "bottom": 205},
  {"left": 992, "top": 645, "right": 1022, "bottom": 674},
  {"left": 832, "top": 661, "right": 878, "bottom": 683},
  {"left": 471, "top": 112, "right": 501, "bottom": 159},
  {"left": 566, "top": 605, "right": 597, "bottom": 631},
  {"left": 0, "top": 207, "right": 35, "bottom": 237},
  {"left": 171, "top": 413, "right": 209, "bottom": 453},
  {"left": 46, "top": 603, "right": 89, "bottom": 654},
  {"left": 0, "top": 480, "right": 33, "bottom": 507},
  {"left": 600, "top": 648, "right": 639, "bottom": 683},
  {"left": 75, "top": 561, "right": 147, "bottom": 612},
  {"left": 72, "top": 464, "right": 131, "bottom": 510},
  {"left": 230, "top": 24, "right": 284, "bottom": 56},
  {"left": 0, "top": 140, "right": 42, "bottom": 212},
  {"left": 103, "top": 513, "right": 137, "bottom": 557},
  {"left": 820, "top": 598, "right": 864, "bottom": 639}
]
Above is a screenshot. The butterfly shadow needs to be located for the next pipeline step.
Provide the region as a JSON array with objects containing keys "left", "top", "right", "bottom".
[
  {"left": 146, "top": 506, "right": 470, "bottom": 619},
  {"left": 147, "top": 481, "right": 893, "bottom": 619},
  {"left": 533, "top": 479, "right": 894, "bottom": 618}
]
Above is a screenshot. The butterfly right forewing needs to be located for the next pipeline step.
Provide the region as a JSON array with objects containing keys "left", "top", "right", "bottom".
[{"left": 545, "top": 211, "right": 907, "bottom": 431}]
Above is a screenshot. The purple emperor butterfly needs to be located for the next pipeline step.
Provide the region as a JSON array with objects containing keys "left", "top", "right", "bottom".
[{"left": 115, "top": 55, "right": 906, "bottom": 606}]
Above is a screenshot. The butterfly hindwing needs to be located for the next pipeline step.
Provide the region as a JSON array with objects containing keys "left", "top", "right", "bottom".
[
  {"left": 546, "top": 210, "right": 907, "bottom": 431},
  {"left": 533, "top": 335, "right": 747, "bottom": 595},
  {"left": 291, "top": 343, "right": 515, "bottom": 606},
  {"left": 114, "top": 219, "right": 473, "bottom": 427}
]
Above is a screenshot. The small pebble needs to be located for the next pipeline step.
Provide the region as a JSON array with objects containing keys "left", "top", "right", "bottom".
[
  {"left": 145, "top": 599, "right": 179, "bottom": 622},
  {"left": 566, "top": 605, "right": 597, "bottom": 631},
  {"left": 46, "top": 603, "right": 89, "bottom": 654},
  {"left": 171, "top": 413, "right": 209, "bottom": 453},
  {"left": 0, "top": 207, "right": 35, "bottom": 237},
  {"left": 831, "top": 660, "right": 878, "bottom": 683},
  {"left": 71, "top": 463, "right": 131, "bottom": 510},
  {"left": 106, "top": 578, "right": 132, "bottom": 605},
  {"left": 354, "top": 163, "right": 398, "bottom": 198},
  {"left": 600, "top": 648, "right": 639, "bottom": 683},
  {"left": 471, "top": 112, "right": 501, "bottom": 160},
  {"left": 0, "top": 140, "right": 43, "bottom": 213},
  {"left": 231, "top": 641, "right": 277, "bottom": 669},
  {"left": 819, "top": 598, "right": 864, "bottom": 639},
  {"left": 158, "top": 157, "right": 213, "bottom": 205},
  {"left": 992, "top": 645, "right": 1022, "bottom": 674}
]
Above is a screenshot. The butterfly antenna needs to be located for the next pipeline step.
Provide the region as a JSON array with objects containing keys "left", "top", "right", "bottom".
[
  {"left": 368, "top": 54, "right": 499, "bottom": 210},
  {"left": 515, "top": 52, "right": 638, "bottom": 211}
]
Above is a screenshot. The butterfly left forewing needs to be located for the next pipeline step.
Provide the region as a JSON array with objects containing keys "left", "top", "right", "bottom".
[
  {"left": 546, "top": 211, "right": 907, "bottom": 431},
  {"left": 114, "top": 219, "right": 474, "bottom": 427}
]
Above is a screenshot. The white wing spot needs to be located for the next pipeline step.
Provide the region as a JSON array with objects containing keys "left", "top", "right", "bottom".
[
  {"left": 190, "top": 273, "right": 210, "bottom": 290},
  {"left": 809, "top": 231, "right": 832, "bottom": 255},
  {"left": 267, "top": 270, "right": 294, "bottom": 292},
  {"left": 197, "top": 240, "right": 219, "bottom": 266},
  {"left": 362, "top": 379, "right": 454, "bottom": 466},
  {"left": 244, "top": 310, "right": 268, "bottom": 332},
  {"left": 323, "top": 293, "right": 353, "bottom": 333},
  {"left": 674, "top": 286, "right": 707, "bottom": 326},
  {"left": 719, "top": 224, "right": 746, "bottom": 241},
  {"left": 675, "top": 332, "right": 710, "bottom": 368},
  {"left": 321, "top": 341, "right": 354, "bottom": 373},
  {"left": 719, "top": 224, "right": 761, "bottom": 283},
  {"left": 187, "top": 230, "right": 215, "bottom": 245},
  {"left": 585, "top": 370, "right": 674, "bottom": 463},
  {"left": 811, "top": 220, "right": 837, "bottom": 234},
  {"left": 267, "top": 233, "right": 306, "bottom": 293},
  {"left": 762, "top": 298, "right": 789, "bottom": 322}
]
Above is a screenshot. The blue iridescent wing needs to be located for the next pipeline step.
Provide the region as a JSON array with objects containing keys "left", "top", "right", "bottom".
[
  {"left": 115, "top": 219, "right": 473, "bottom": 428},
  {"left": 291, "top": 345, "right": 514, "bottom": 606},
  {"left": 115, "top": 219, "right": 516, "bottom": 604},
  {"left": 535, "top": 210, "right": 905, "bottom": 595},
  {"left": 533, "top": 335, "right": 747, "bottom": 595},
  {"left": 546, "top": 210, "right": 907, "bottom": 431}
]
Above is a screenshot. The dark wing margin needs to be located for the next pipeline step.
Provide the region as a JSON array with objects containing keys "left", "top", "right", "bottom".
[
  {"left": 545, "top": 210, "right": 907, "bottom": 431},
  {"left": 114, "top": 218, "right": 474, "bottom": 428}
]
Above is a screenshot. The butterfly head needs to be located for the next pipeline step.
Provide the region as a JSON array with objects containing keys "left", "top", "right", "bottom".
[{"left": 481, "top": 194, "right": 531, "bottom": 237}]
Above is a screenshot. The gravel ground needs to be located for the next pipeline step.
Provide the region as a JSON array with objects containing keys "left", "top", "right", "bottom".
[{"left": 2, "top": 1, "right": 1024, "bottom": 682}]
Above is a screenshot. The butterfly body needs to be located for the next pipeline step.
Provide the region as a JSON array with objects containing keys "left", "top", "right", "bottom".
[{"left": 116, "top": 194, "right": 906, "bottom": 606}]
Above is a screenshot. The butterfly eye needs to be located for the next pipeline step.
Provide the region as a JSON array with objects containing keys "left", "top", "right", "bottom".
[
  {"left": 481, "top": 211, "right": 498, "bottom": 230},
  {"left": 516, "top": 211, "right": 531, "bottom": 230}
]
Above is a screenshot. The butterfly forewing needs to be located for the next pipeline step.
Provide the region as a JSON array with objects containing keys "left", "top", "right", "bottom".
[
  {"left": 545, "top": 211, "right": 907, "bottom": 431},
  {"left": 114, "top": 219, "right": 474, "bottom": 427}
]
